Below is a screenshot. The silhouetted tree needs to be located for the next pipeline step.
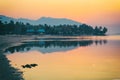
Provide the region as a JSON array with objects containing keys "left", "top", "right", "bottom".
[
  {"left": 102, "top": 27, "right": 108, "bottom": 34},
  {"left": 0, "top": 20, "right": 108, "bottom": 35}
]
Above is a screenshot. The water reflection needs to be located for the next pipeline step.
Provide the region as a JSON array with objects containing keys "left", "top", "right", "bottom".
[
  {"left": 5, "top": 36, "right": 120, "bottom": 80},
  {"left": 0, "top": 51, "right": 23, "bottom": 80},
  {"left": 6, "top": 39, "right": 120, "bottom": 80},
  {"left": 4, "top": 40, "right": 107, "bottom": 53}
]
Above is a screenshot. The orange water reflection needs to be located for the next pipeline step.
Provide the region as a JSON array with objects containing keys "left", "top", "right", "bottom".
[{"left": 6, "top": 41, "right": 120, "bottom": 80}]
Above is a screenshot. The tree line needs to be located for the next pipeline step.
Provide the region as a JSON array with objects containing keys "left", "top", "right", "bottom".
[{"left": 0, "top": 20, "right": 107, "bottom": 35}]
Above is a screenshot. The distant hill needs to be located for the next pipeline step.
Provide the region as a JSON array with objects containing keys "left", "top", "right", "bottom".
[
  {"left": 0, "top": 15, "right": 81, "bottom": 25},
  {"left": 0, "top": 15, "right": 15, "bottom": 23}
]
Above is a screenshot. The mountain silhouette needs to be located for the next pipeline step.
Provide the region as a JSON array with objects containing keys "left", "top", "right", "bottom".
[{"left": 0, "top": 15, "right": 81, "bottom": 25}]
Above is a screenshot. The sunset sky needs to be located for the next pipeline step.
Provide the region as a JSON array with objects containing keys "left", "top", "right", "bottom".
[{"left": 0, "top": 0, "right": 120, "bottom": 33}]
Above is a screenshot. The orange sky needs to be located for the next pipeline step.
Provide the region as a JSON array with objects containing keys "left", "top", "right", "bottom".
[{"left": 0, "top": 0, "right": 120, "bottom": 32}]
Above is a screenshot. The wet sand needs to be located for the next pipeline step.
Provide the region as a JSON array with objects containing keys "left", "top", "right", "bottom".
[{"left": 0, "top": 35, "right": 37, "bottom": 51}]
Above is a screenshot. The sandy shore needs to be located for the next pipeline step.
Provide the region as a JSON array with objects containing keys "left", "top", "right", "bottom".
[{"left": 0, "top": 35, "right": 37, "bottom": 51}]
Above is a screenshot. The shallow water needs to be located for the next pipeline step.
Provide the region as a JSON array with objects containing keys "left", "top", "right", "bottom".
[{"left": 5, "top": 35, "right": 120, "bottom": 80}]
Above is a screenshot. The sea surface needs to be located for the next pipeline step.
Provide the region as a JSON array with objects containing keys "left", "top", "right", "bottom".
[{"left": 4, "top": 35, "right": 120, "bottom": 80}]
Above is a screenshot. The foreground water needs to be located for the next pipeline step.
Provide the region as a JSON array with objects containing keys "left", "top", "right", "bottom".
[{"left": 4, "top": 35, "right": 120, "bottom": 80}]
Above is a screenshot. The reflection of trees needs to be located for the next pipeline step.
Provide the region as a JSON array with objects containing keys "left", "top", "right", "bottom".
[
  {"left": 0, "top": 51, "right": 23, "bottom": 80},
  {"left": 94, "top": 40, "right": 107, "bottom": 45},
  {"left": 5, "top": 40, "right": 107, "bottom": 54}
]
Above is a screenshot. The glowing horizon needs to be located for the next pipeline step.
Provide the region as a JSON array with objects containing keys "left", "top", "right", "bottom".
[{"left": 0, "top": 0, "right": 120, "bottom": 29}]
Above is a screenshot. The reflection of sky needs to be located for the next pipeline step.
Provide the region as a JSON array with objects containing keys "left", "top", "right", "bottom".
[{"left": 6, "top": 39, "right": 120, "bottom": 80}]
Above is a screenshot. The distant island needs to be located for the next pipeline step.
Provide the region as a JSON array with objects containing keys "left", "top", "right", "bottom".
[{"left": 0, "top": 15, "right": 107, "bottom": 36}]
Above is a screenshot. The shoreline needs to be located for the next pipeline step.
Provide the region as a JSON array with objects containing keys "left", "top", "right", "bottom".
[{"left": 0, "top": 35, "right": 118, "bottom": 52}]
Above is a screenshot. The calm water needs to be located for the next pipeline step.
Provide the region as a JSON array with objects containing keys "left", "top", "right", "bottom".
[{"left": 4, "top": 35, "right": 120, "bottom": 80}]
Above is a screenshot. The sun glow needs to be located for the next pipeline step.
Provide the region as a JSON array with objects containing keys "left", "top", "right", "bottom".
[{"left": 0, "top": 0, "right": 120, "bottom": 34}]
